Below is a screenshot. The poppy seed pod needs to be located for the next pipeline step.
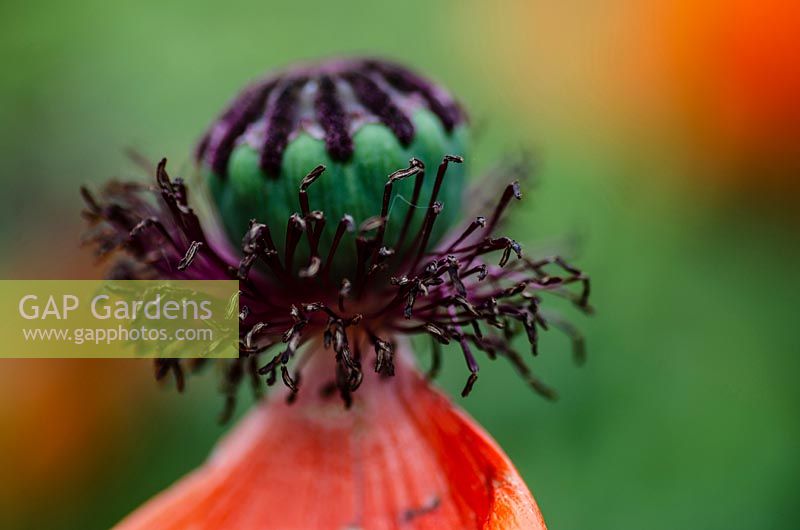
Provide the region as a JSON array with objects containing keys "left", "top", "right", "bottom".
[{"left": 196, "top": 58, "right": 469, "bottom": 273}]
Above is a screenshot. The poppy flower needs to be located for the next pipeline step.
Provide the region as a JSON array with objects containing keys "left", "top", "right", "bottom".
[{"left": 82, "top": 57, "right": 591, "bottom": 529}]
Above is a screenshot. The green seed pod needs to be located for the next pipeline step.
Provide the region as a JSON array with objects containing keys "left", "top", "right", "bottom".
[{"left": 196, "top": 58, "right": 469, "bottom": 275}]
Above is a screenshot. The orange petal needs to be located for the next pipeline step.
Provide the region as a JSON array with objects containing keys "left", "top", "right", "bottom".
[{"left": 115, "top": 343, "right": 546, "bottom": 530}]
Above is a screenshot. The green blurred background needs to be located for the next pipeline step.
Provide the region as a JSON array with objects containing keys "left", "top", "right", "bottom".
[{"left": 1, "top": 1, "right": 798, "bottom": 529}]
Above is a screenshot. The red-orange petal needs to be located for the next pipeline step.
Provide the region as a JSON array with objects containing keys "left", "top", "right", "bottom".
[{"left": 115, "top": 344, "right": 546, "bottom": 530}]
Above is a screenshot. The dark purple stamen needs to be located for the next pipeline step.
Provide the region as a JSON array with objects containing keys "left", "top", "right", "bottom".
[
  {"left": 367, "top": 329, "right": 395, "bottom": 377},
  {"left": 359, "top": 159, "right": 424, "bottom": 295},
  {"left": 283, "top": 213, "right": 306, "bottom": 272},
  {"left": 298, "top": 164, "right": 326, "bottom": 216},
  {"left": 394, "top": 160, "right": 426, "bottom": 255},
  {"left": 403, "top": 155, "right": 462, "bottom": 272},
  {"left": 445, "top": 217, "right": 486, "bottom": 253},
  {"left": 129, "top": 217, "right": 179, "bottom": 251},
  {"left": 484, "top": 181, "right": 522, "bottom": 236},
  {"left": 177, "top": 241, "right": 203, "bottom": 271},
  {"left": 427, "top": 338, "right": 442, "bottom": 379},
  {"left": 82, "top": 155, "right": 591, "bottom": 418},
  {"left": 322, "top": 215, "right": 355, "bottom": 279}
]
